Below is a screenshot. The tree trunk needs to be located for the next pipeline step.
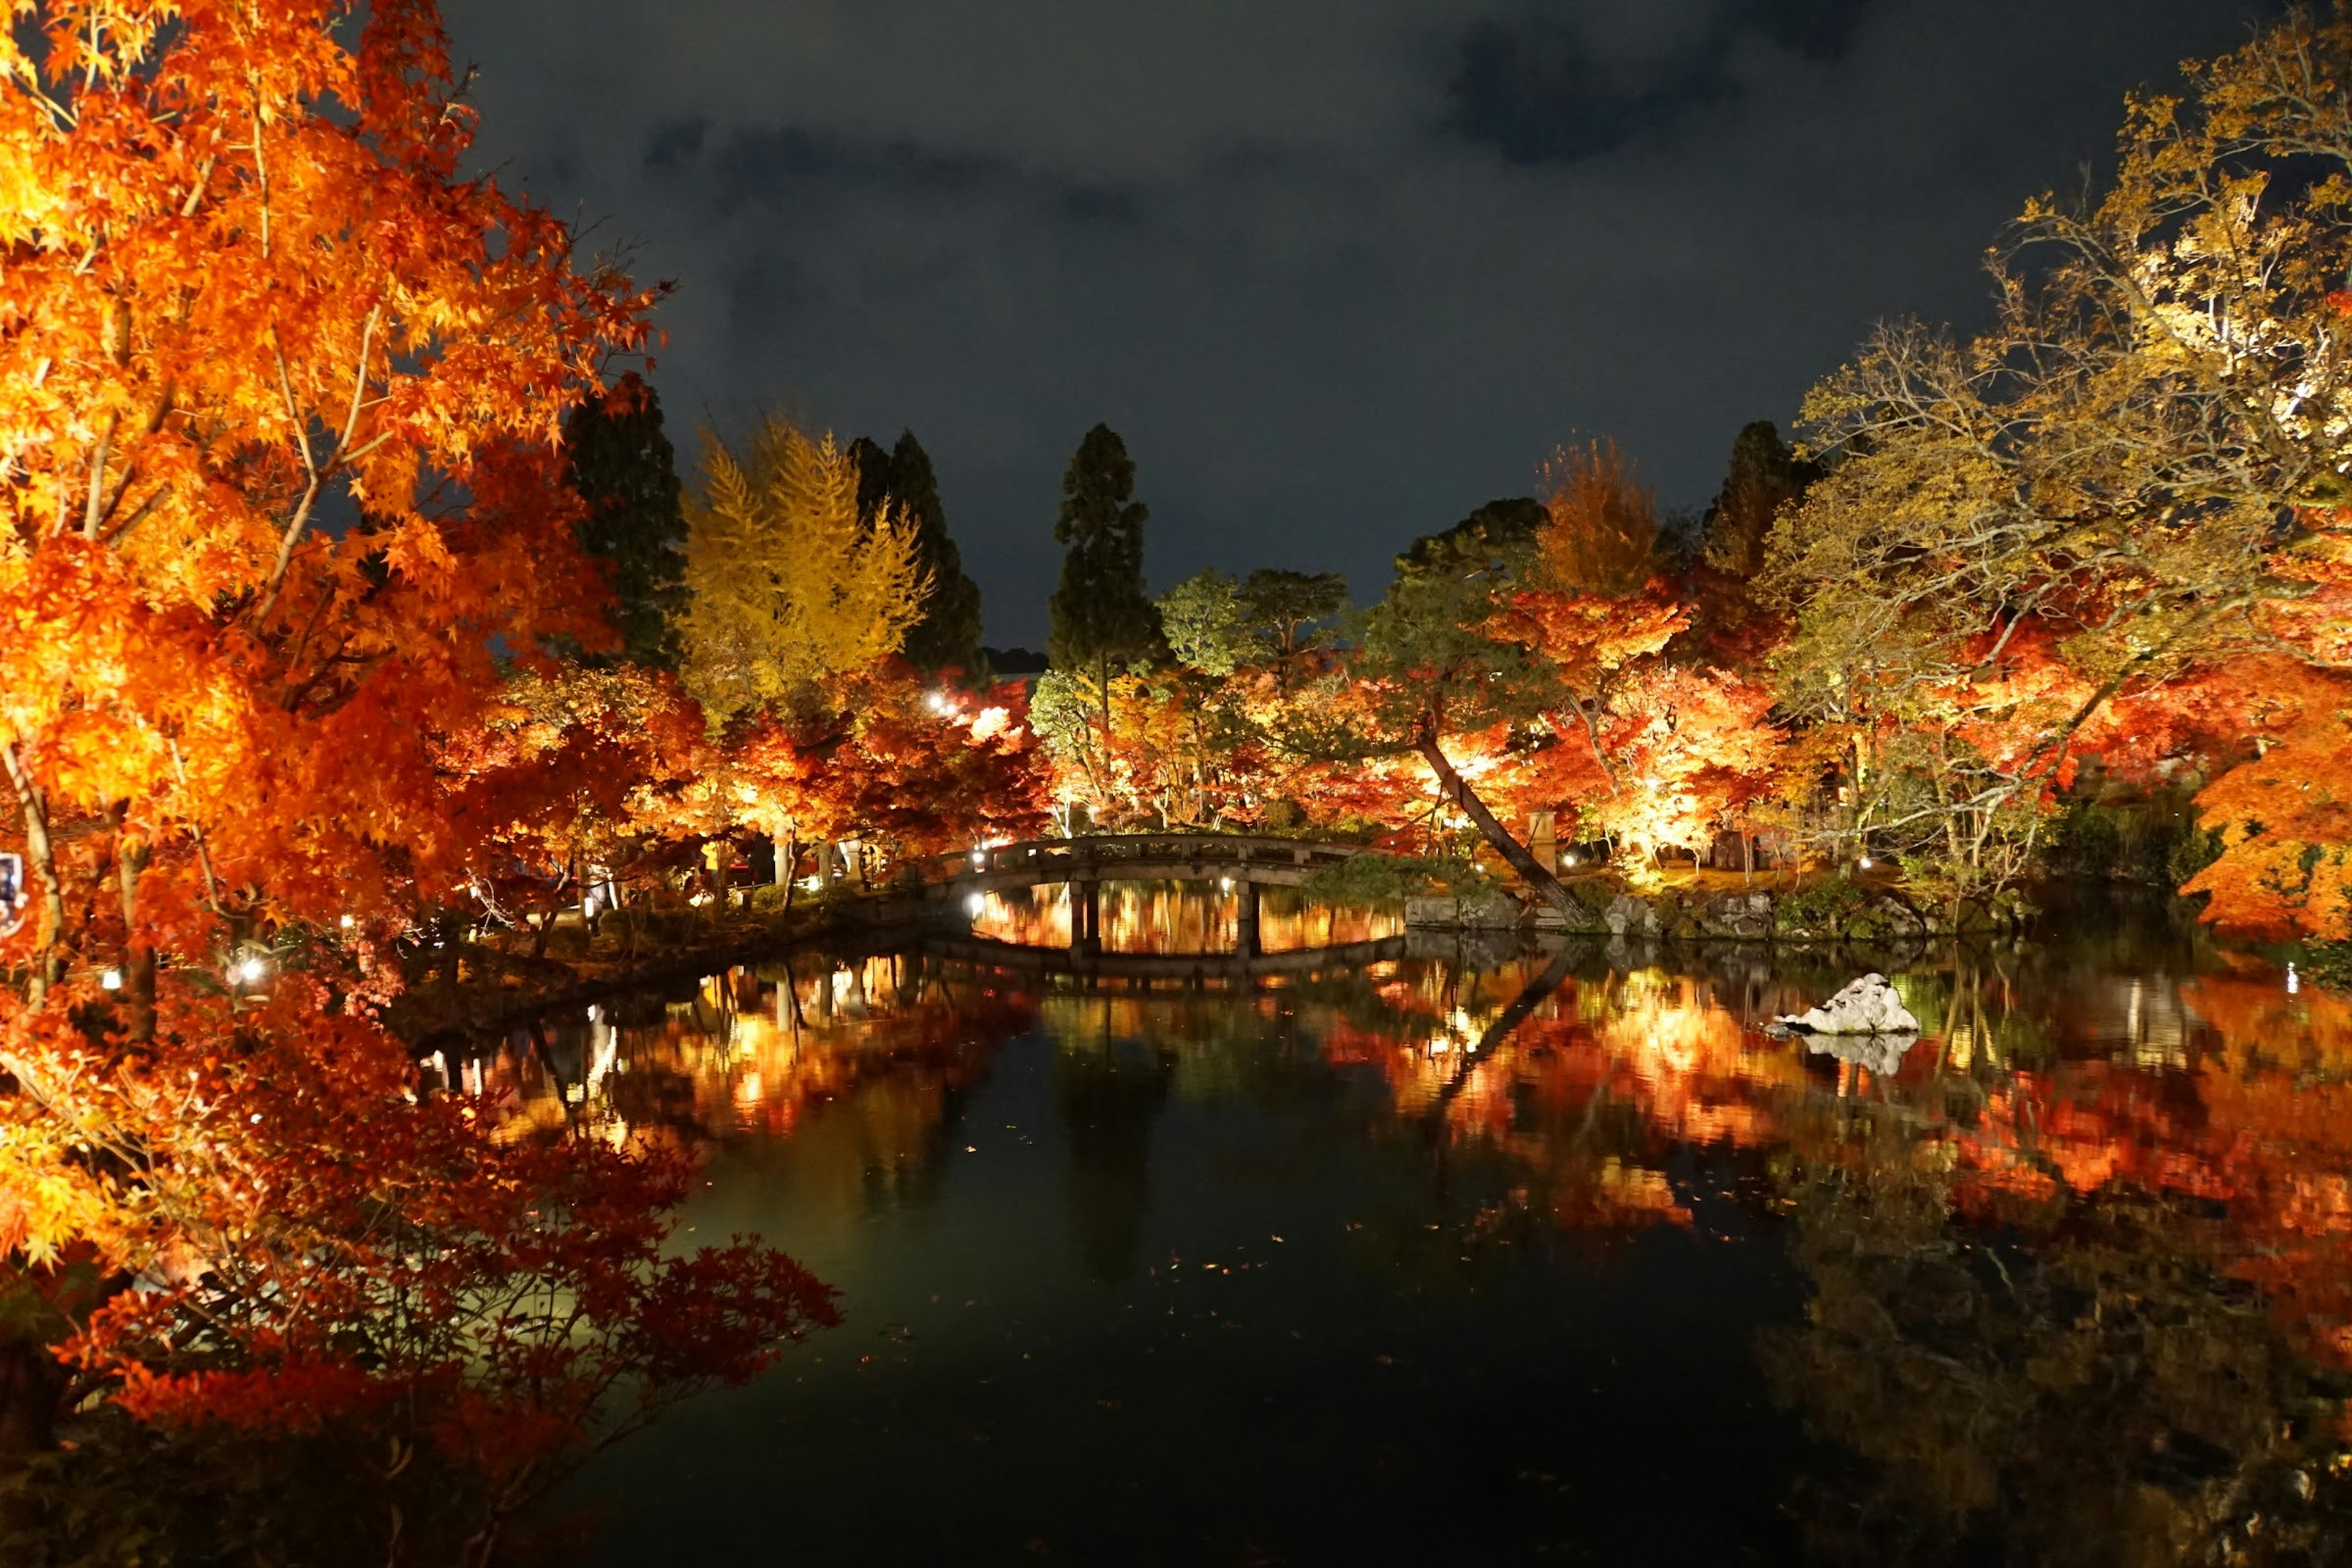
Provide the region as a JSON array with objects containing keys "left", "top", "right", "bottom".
[
  {"left": 117, "top": 830, "right": 154, "bottom": 1043},
  {"left": 0, "top": 1338, "right": 66, "bottom": 1458},
  {"left": 1, "top": 741, "right": 66, "bottom": 1002},
  {"left": 1416, "top": 732, "right": 1575, "bottom": 917}
]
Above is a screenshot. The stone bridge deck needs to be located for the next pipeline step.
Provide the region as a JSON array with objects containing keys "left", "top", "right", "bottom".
[{"left": 915, "top": 833, "right": 1370, "bottom": 899}]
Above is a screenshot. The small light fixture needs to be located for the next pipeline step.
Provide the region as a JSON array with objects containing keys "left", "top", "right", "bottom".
[
  {"left": 1562, "top": 853, "right": 1577, "bottom": 867},
  {"left": 100, "top": 969, "right": 122, "bottom": 991},
  {"left": 967, "top": 893, "right": 986, "bottom": 916},
  {"left": 970, "top": 846, "right": 987, "bottom": 869},
  {"left": 927, "top": 692, "right": 951, "bottom": 715},
  {"left": 235, "top": 956, "right": 267, "bottom": 984},
  {"left": 1219, "top": 876, "right": 1234, "bottom": 892},
  {"left": 1858, "top": 855, "right": 1874, "bottom": 870},
  {"left": 337, "top": 914, "right": 355, "bottom": 930},
  {"left": 2288, "top": 962, "right": 2301, "bottom": 995}
]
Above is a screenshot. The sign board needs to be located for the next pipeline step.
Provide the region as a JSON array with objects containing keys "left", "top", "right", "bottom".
[{"left": 0, "top": 851, "right": 22, "bottom": 938}]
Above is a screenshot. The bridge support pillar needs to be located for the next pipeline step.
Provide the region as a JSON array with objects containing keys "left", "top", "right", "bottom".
[
  {"left": 1235, "top": 879, "right": 1261, "bottom": 960},
  {"left": 1072, "top": 879, "right": 1101, "bottom": 958}
]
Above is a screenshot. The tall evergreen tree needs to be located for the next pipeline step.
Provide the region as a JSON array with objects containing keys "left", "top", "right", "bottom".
[
  {"left": 884, "top": 432, "right": 986, "bottom": 676},
  {"left": 846, "top": 431, "right": 987, "bottom": 677},
  {"left": 562, "top": 372, "right": 688, "bottom": 667},
  {"left": 1047, "top": 423, "right": 1163, "bottom": 680},
  {"left": 848, "top": 435, "right": 893, "bottom": 524},
  {"left": 1698, "top": 421, "right": 1818, "bottom": 579}
]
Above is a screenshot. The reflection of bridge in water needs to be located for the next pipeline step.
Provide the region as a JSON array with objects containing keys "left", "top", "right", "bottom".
[
  {"left": 922, "top": 931, "right": 1410, "bottom": 986},
  {"left": 918, "top": 834, "right": 1381, "bottom": 962}
]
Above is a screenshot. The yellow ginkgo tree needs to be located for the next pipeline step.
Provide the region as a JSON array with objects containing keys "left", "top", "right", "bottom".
[{"left": 679, "top": 418, "right": 929, "bottom": 723}]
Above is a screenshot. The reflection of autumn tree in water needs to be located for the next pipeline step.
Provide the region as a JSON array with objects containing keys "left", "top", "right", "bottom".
[
  {"left": 1306, "top": 935, "right": 2352, "bottom": 1560},
  {"left": 1759, "top": 1106, "right": 2351, "bottom": 1567},
  {"left": 1049, "top": 999, "right": 1178, "bottom": 1282},
  {"left": 469, "top": 958, "right": 1042, "bottom": 1249}
]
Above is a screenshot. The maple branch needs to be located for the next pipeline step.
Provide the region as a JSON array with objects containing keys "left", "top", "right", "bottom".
[
  {"left": 254, "top": 304, "right": 383, "bottom": 625},
  {"left": 179, "top": 155, "right": 216, "bottom": 219},
  {"left": 99, "top": 482, "right": 171, "bottom": 548},
  {"left": 81, "top": 410, "right": 118, "bottom": 538},
  {"left": 167, "top": 741, "right": 224, "bottom": 918}
]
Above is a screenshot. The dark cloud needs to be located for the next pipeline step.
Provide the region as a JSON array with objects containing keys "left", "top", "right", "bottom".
[
  {"left": 1447, "top": 1, "right": 1875, "bottom": 164},
  {"left": 445, "top": 0, "right": 2285, "bottom": 646}
]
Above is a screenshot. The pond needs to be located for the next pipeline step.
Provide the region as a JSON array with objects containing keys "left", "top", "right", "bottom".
[{"left": 455, "top": 887, "right": 2352, "bottom": 1564}]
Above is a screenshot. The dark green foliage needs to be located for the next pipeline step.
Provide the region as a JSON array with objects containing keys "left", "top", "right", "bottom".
[
  {"left": 562, "top": 372, "right": 688, "bottom": 668},
  {"left": 1355, "top": 499, "right": 1546, "bottom": 740},
  {"left": 2046, "top": 793, "right": 2221, "bottom": 886},
  {"left": 1700, "top": 421, "right": 1818, "bottom": 579},
  {"left": 0, "top": 1411, "right": 536, "bottom": 1568},
  {"left": 1240, "top": 568, "right": 1347, "bottom": 661},
  {"left": 1772, "top": 875, "right": 1869, "bottom": 937},
  {"left": 1047, "top": 423, "right": 1164, "bottom": 677},
  {"left": 2302, "top": 940, "right": 2352, "bottom": 993},
  {"left": 850, "top": 429, "right": 987, "bottom": 677},
  {"left": 1394, "top": 496, "right": 1545, "bottom": 577},
  {"left": 1300, "top": 853, "right": 1494, "bottom": 902},
  {"left": 848, "top": 434, "right": 892, "bottom": 522}
]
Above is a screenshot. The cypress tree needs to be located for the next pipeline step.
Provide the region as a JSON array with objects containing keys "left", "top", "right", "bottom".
[
  {"left": 885, "top": 432, "right": 986, "bottom": 677},
  {"left": 1698, "top": 421, "right": 1818, "bottom": 579},
  {"left": 845, "top": 430, "right": 987, "bottom": 678},
  {"left": 847, "top": 435, "right": 893, "bottom": 525},
  {"left": 562, "top": 372, "right": 688, "bottom": 667},
  {"left": 1047, "top": 423, "right": 1163, "bottom": 682}
]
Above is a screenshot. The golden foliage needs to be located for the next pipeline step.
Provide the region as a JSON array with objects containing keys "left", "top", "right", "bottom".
[
  {"left": 1536, "top": 438, "right": 1659, "bottom": 597},
  {"left": 679, "top": 419, "right": 928, "bottom": 722}
]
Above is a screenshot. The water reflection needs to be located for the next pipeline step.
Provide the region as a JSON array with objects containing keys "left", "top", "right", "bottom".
[
  {"left": 970, "top": 878, "right": 1401, "bottom": 952},
  {"left": 473, "top": 894, "right": 2352, "bottom": 1562}
]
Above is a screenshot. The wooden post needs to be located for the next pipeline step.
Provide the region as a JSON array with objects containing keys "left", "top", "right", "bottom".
[{"left": 1236, "top": 878, "right": 1261, "bottom": 960}]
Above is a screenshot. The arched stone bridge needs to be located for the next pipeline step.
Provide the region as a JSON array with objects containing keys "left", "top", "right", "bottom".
[{"left": 913, "top": 833, "right": 1388, "bottom": 961}]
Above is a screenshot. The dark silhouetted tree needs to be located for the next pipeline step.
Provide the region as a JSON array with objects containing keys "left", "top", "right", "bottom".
[
  {"left": 563, "top": 372, "right": 689, "bottom": 668},
  {"left": 849, "top": 431, "right": 987, "bottom": 678},
  {"left": 1048, "top": 423, "right": 1164, "bottom": 689},
  {"left": 1700, "top": 420, "right": 1816, "bottom": 580}
]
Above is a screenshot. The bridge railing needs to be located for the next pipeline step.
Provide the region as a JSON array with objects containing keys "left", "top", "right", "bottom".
[{"left": 921, "top": 833, "right": 1370, "bottom": 884}]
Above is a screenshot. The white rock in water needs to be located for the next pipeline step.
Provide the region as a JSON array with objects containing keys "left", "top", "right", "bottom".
[{"left": 1774, "top": 973, "right": 1919, "bottom": 1036}]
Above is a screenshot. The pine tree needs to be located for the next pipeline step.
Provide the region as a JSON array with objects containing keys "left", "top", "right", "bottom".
[
  {"left": 1048, "top": 423, "right": 1164, "bottom": 680},
  {"left": 562, "top": 372, "right": 690, "bottom": 668}
]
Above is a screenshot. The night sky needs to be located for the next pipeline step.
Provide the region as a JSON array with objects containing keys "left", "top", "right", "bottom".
[{"left": 444, "top": 0, "right": 2281, "bottom": 647}]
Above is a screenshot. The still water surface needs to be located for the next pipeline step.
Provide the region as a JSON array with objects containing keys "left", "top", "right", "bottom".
[{"left": 471, "top": 888, "right": 2352, "bottom": 1564}]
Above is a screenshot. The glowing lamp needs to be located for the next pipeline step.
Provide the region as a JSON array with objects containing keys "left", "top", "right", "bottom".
[{"left": 100, "top": 969, "right": 122, "bottom": 991}]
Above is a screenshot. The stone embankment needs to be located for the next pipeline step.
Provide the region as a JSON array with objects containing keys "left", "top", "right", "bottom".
[{"left": 1404, "top": 875, "right": 2008, "bottom": 943}]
